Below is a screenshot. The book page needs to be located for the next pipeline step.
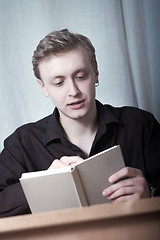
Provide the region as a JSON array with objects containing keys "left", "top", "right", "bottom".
[
  {"left": 75, "top": 145, "right": 125, "bottom": 205},
  {"left": 21, "top": 166, "right": 71, "bottom": 179}
]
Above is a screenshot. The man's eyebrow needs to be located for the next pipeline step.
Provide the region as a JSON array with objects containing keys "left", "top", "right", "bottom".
[
  {"left": 54, "top": 75, "right": 64, "bottom": 79},
  {"left": 73, "top": 68, "right": 88, "bottom": 75},
  {"left": 48, "top": 75, "right": 64, "bottom": 82}
]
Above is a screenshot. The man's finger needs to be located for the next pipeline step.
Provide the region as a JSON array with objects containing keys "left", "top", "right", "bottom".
[
  {"left": 109, "top": 167, "right": 143, "bottom": 183},
  {"left": 60, "top": 156, "right": 83, "bottom": 165}
]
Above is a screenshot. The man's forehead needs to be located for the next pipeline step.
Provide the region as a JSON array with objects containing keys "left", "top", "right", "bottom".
[{"left": 39, "top": 47, "right": 90, "bottom": 71}]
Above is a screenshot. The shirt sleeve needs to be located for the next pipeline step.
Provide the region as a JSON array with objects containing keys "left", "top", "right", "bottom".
[
  {"left": 143, "top": 113, "right": 160, "bottom": 195},
  {"left": 0, "top": 134, "right": 31, "bottom": 217}
]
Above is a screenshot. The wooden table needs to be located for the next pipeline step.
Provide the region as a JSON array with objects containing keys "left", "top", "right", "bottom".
[{"left": 0, "top": 197, "right": 160, "bottom": 240}]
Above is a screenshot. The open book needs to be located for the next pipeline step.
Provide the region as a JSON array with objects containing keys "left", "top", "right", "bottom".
[{"left": 20, "top": 145, "right": 125, "bottom": 214}]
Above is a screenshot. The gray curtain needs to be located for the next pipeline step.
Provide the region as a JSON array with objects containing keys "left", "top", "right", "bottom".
[{"left": 0, "top": 0, "right": 160, "bottom": 151}]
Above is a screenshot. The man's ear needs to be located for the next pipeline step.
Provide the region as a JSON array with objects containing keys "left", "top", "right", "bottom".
[
  {"left": 95, "top": 68, "right": 99, "bottom": 85},
  {"left": 37, "top": 79, "right": 50, "bottom": 97}
]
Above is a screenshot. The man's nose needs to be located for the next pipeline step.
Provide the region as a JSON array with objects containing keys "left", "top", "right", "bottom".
[{"left": 68, "top": 80, "right": 80, "bottom": 96}]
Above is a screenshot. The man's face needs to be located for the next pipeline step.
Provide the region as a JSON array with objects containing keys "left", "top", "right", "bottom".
[{"left": 38, "top": 46, "right": 98, "bottom": 122}]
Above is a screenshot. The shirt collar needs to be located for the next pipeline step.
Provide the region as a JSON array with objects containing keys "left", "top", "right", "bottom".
[
  {"left": 43, "top": 108, "right": 64, "bottom": 146},
  {"left": 96, "top": 100, "right": 120, "bottom": 125},
  {"left": 43, "top": 100, "right": 120, "bottom": 146}
]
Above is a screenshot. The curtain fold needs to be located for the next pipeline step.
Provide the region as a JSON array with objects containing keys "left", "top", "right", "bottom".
[{"left": 121, "top": 0, "right": 153, "bottom": 112}]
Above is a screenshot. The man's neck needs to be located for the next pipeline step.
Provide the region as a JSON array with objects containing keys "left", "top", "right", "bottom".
[{"left": 59, "top": 105, "right": 98, "bottom": 157}]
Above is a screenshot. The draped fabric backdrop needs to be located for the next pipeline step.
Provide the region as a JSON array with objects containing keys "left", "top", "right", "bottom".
[{"left": 0, "top": 0, "right": 160, "bottom": 151}]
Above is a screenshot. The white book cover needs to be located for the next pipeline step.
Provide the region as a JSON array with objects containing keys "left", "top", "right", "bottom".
[
  {"left": 20, "top": 145, "right": 125, "bottom": 213},
  {"left": 75, "top": 145, "right": 125, "bottom": 205}
]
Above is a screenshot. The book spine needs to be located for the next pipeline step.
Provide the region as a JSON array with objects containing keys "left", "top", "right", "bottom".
[{"left": 71, "top": 168, "right": 88, "bottom": 206}]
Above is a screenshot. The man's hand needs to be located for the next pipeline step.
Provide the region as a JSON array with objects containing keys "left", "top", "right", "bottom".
[
  {"left": 102, "top": 167, "right": 150, "bottom": 203},
  {"left": 48, "top": 156, "right": 83, "bottom": 170}
]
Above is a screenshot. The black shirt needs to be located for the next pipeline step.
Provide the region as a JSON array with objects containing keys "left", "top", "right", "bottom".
[{"left": 0, "top": 100, "right": 160, "bottom": 217}]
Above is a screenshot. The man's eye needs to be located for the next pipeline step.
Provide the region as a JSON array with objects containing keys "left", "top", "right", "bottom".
[
  {"left": 76, "top": 75, "right": 85, "bottom": 80},
  {"left": 55, "top": 81, "right": 63, "bottom": 86}
]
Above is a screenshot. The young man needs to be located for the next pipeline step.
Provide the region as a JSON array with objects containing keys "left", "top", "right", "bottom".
[{"left": 0, "top": 29, "right": 160, "bottom": 217}]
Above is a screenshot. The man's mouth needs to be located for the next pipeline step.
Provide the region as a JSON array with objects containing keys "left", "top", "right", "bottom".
[{"left": 69, "top": 100, "right": 84, "bottom": 105}]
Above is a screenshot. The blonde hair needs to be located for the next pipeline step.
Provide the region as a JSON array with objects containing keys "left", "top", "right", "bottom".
[{"left": 32, "top": 29, "right": 97, "bottom": 80}]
